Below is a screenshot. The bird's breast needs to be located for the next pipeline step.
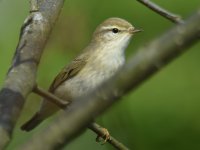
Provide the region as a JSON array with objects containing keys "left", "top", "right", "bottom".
[{"left": 55, "top": 48, "right": 125, "bottom": 101}]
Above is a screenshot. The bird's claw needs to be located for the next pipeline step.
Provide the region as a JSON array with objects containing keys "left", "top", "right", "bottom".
[{"left": 96, "top": 128, "right": 110, "bottom": 144}]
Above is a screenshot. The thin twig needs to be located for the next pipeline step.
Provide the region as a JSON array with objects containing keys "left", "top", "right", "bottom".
[
  {"left": 136, "top": 0, "right": 184, "bottom": 24},
  {"left": 33, "top": 85, "right": 69, "bottom": 109},
  {"left": 33, "top": 85, "right": 129, "bottom": 150}
]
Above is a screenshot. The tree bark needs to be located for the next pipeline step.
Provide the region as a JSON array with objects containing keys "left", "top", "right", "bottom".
[{"left": 0, "top": 0, "right": 65, "bottom": 149}]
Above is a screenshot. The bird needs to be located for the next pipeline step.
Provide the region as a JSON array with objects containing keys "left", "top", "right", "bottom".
[{"left": 21, "top": 17, "right": 141, "bottom": 131}]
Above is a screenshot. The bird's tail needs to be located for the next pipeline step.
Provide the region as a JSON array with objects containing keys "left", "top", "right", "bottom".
[{"left": 21, "top": 113, "right": 43, "bottom": 132}]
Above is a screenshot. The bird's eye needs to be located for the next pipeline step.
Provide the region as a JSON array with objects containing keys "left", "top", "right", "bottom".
[{"left": 112, "top": 28, "right": 119, "bottom": 33}]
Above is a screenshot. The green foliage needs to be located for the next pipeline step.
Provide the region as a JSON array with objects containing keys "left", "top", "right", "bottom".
[{"left": 0, "top": 0, "right": 200, "bottom": 149}]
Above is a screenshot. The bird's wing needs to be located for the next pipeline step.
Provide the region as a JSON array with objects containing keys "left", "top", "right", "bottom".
[
  {"left": 20, "top": 54, "right": 88, "bottom": 131},
  {"left": 49, "top": 56, "right": 87, "bottom": 92}
]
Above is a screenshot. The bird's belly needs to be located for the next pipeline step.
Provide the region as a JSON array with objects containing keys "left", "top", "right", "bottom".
[{"left": 54, "top": 68, "right": 118, "bottom": 101}]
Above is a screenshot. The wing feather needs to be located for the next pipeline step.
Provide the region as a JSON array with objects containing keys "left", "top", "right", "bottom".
[{"left": 49, "top": 57, "right": 87, "bottom": 92}]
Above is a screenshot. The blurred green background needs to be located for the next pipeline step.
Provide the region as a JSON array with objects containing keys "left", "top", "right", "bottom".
[{"left": 0, "top": 0, "right": 200, "bottom": 150}]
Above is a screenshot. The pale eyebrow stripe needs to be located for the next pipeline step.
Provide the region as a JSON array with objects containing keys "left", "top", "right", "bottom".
[
  {"left": 101, "top": 26, "right": 118, "bottom": 30},
  {"left": 101, "top": 26, "right": 127, "bottom": 33}
]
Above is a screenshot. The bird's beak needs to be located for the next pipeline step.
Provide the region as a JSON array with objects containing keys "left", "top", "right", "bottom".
[{"left": 129, "top": 27, "right": 143, "bottom": 34}]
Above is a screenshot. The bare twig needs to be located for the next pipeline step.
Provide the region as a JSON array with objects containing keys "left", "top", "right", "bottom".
[
  {"left": 33, "top": 85, "right": 129, "bottom": 150},
  {"left": 19, "top": 9, "right": 200, "bottom": 150},
  {"left": 33, "top": 86, "right": 69, "bottom": 109},
  {"left": 0, "top": 0, "right": 65, "bottom": 149},
  {"left": 136, "top": 0, "right": 184, "bottom": 24}
]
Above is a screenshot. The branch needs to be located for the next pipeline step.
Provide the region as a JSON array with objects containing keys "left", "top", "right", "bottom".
[
  {"left": 19, "top": 9, "right": 200, "bottom": 150},
  {"left": 136, "top": 0, "right": 184, "bottom": 24},
  {"left": 33, "top": 86, "right": 129, "bottom": 150},
  {"left": 0, "top": 0, "right": 65, "bottom": 149}
]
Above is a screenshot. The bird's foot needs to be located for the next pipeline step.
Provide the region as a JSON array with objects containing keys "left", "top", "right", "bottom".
[{"left": 96, "top": 128, "right": 110, "bottom": 144}]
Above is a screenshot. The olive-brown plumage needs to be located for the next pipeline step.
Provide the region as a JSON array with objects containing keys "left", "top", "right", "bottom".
[{"left": 21, "top": 18, "right": 141, "bottom": 131}]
